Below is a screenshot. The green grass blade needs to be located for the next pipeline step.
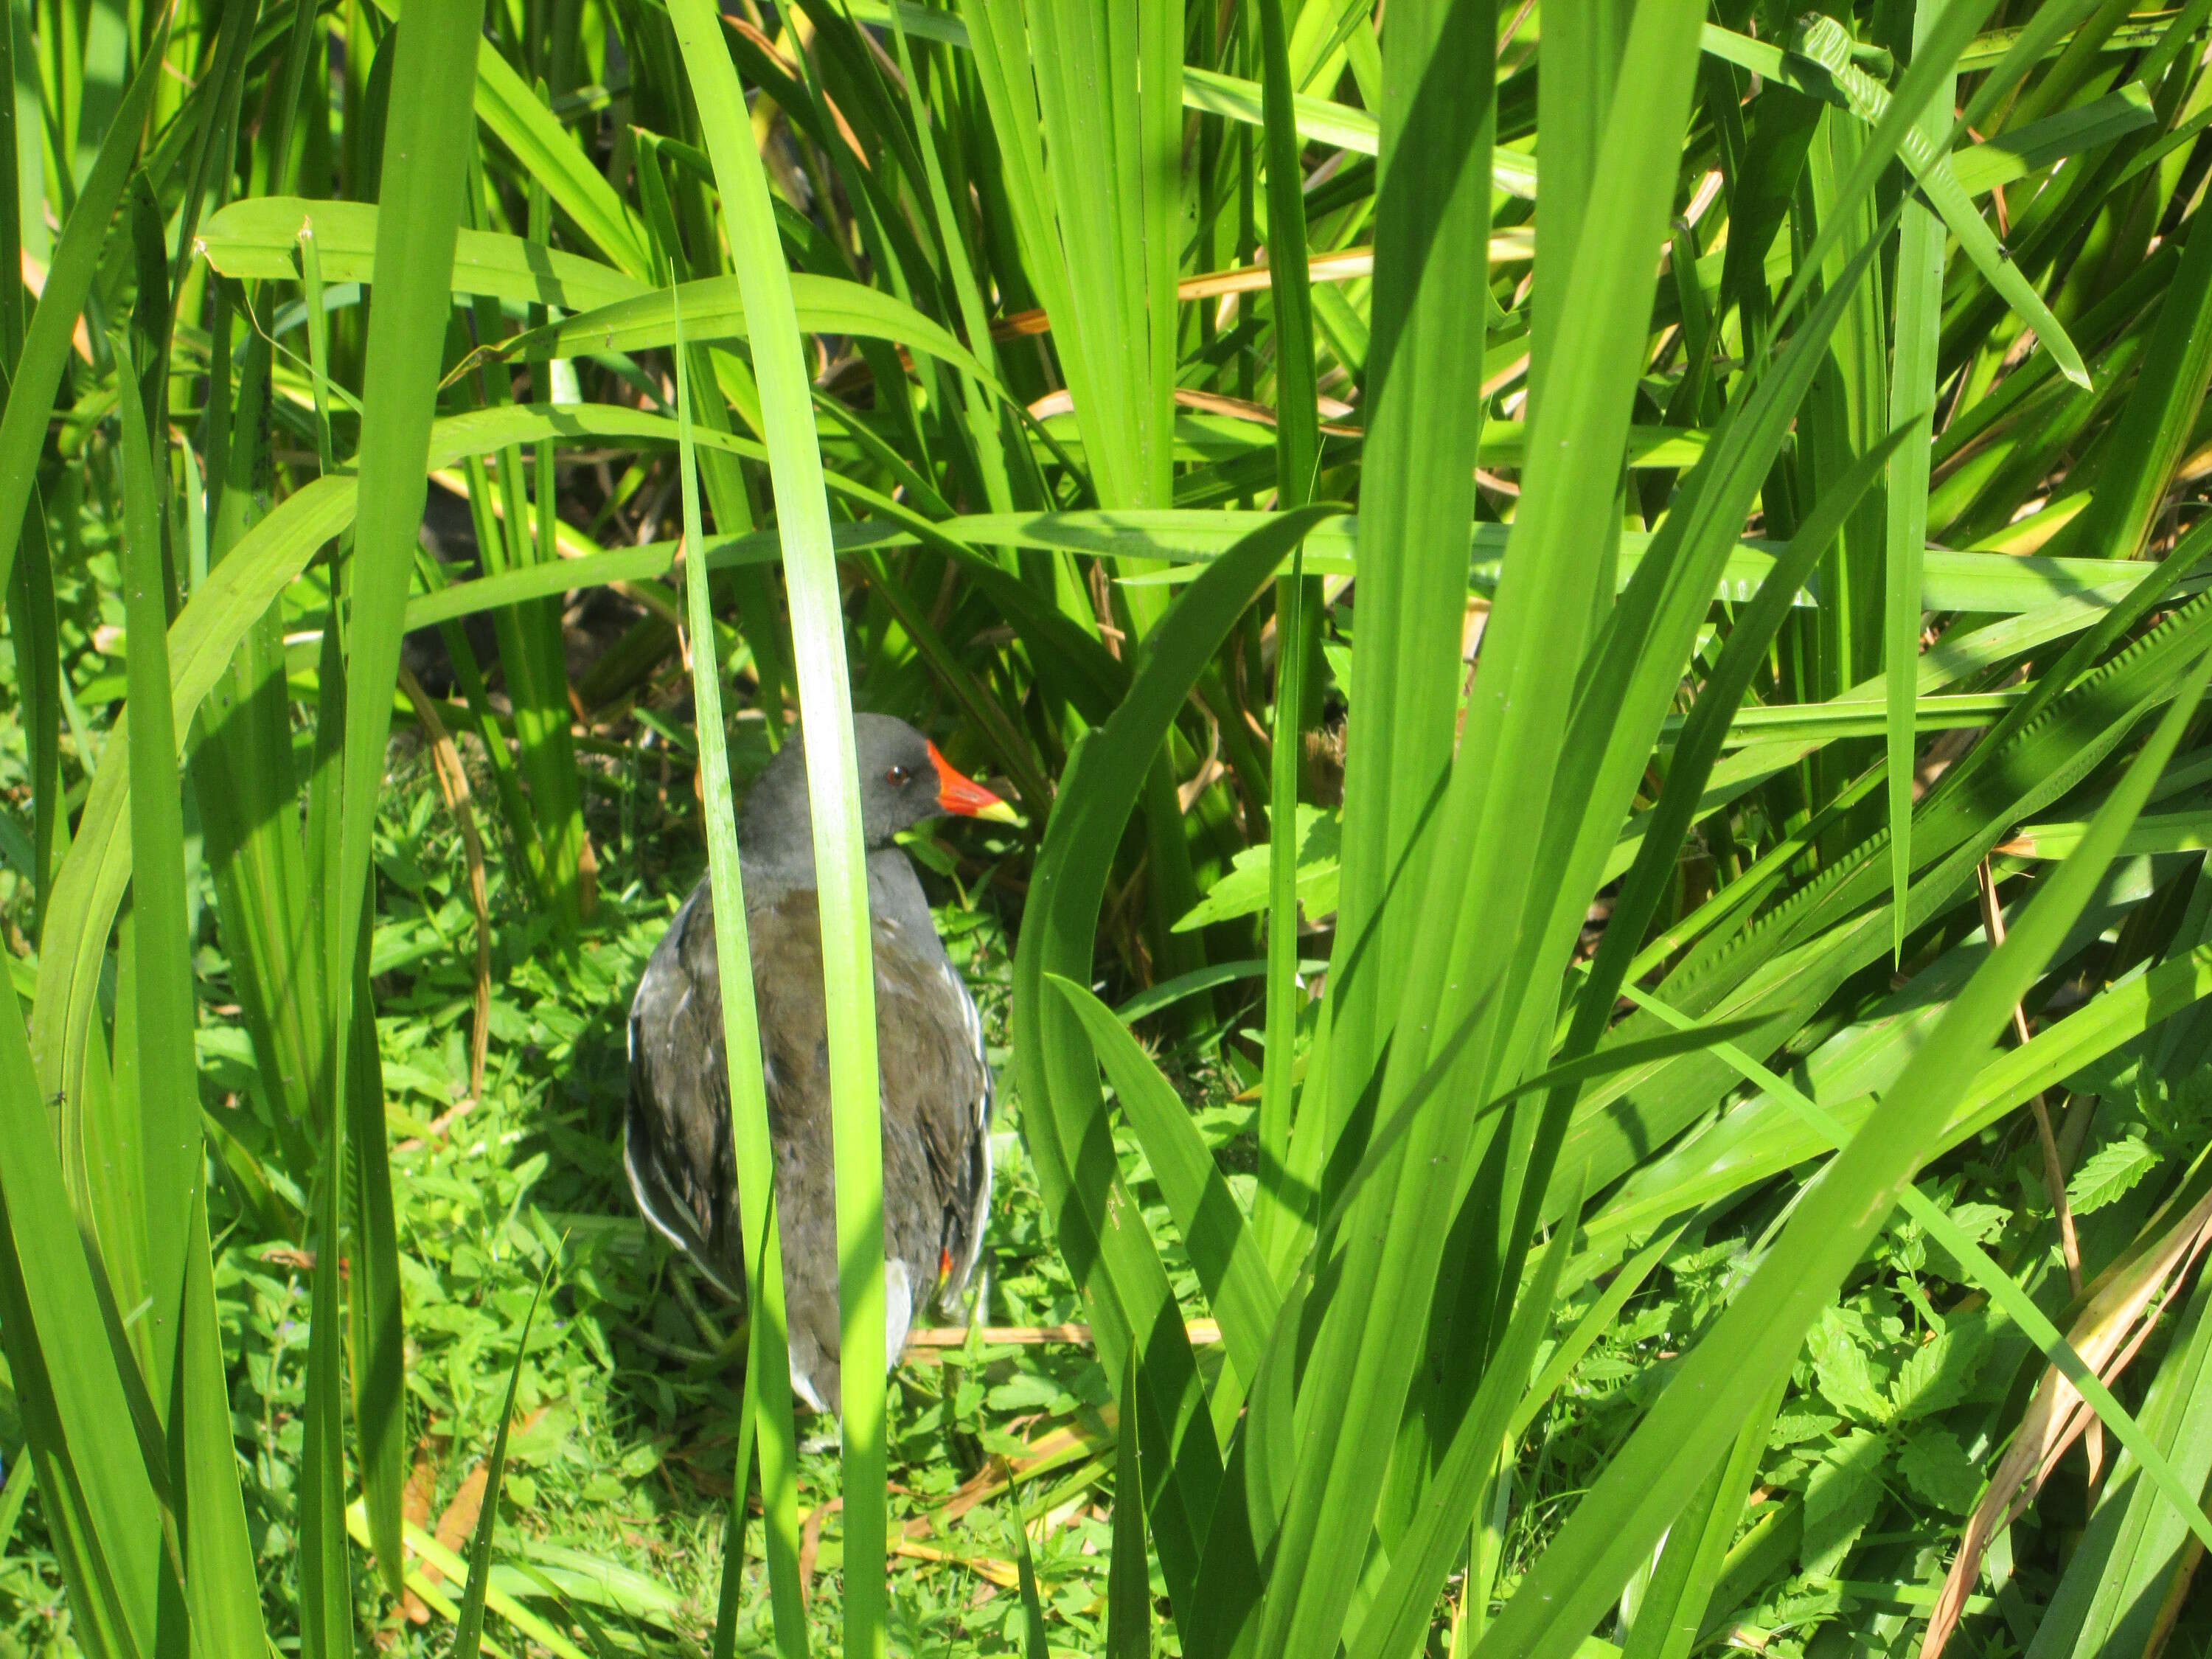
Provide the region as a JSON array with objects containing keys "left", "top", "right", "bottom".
[
  {"left": 709, "top": 1377, "right": 759, "bottom": 1659},
  {"left": 1615, "top": 1375, "right": 1782, "bottom": 1659},
  {"left": 297, "top": 818, "right": 353, "bottom": 1659},
  {"left": 175, "top": 1189, "right": 269, "bottom": 1655},
  {"left": 347, "top": 917, "right": 407, "bottom": 1597},
  {"left": 310, "top": 0, "right": 483, "bottom": 1631},
  {"left": 0, "top": 24, "right": 161, "bottom": 605},
  {"left": 451, "top": 1257, "right": 554, "bottom": 1659},
  {"left": 1008, "top": 1478, "right": 1051, "bottom": 1659},
  {"left": 1344, "top": 1176, "right": 1580, "bottom": 1659},
  {"left": 1009, "top": 0, "right": 1161, "bottom": 508},
  {"left": 1048, "top": 973, "right": 1277, "bottom": 1389},
  {"left": 1493, "top": 240, "right": 1896, "bottom": 1296},
  {"left": 112, "top": 324, "right": 197, "bottom": 1418},
  {"left": 672, "top": 288, "right": 810, "bottom": 1659},
  {"left": 1251, "top": 0, "right": 1321, "bottom": 1273},
  {"left": 1882, "top": 2, "right": 1956, "bottom": 961},
  {"left": 1312, "top": 0, "right": 1495, "bottom": 1312},
  {"left": 0, "top": 984, "right": 164, "bottom": 1655},
  {"left": 1012, "top": 504, "right": 1334, "bottom": 1621},
  {"left": 7, "top": 498, "right": 60, "bottom": 929},
  {"left": 661, "top": 5, "right": 889, "bottom": 1649},
  {"left": 1530, "top": 0, "right": 1630, "bottom": 419},
  {"left": 1476, "top": 640, "right": 2212, "bottom": 1659},
  {"left": 1107, "top": 1349, "right": 1152, "bottom": 1659}
]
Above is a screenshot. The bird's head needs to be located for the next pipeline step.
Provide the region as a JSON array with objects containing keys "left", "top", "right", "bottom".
[
  {"left": 742, "top": 714, "right": 1018, "bottom": 863},
  {"left": 855, "top": 714, "right": 1020, "bottom": 843}
]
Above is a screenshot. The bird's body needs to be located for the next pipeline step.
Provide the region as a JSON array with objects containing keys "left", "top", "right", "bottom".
[{"left": 625, "top": 717, "right": 1006, "bottom": 1413}]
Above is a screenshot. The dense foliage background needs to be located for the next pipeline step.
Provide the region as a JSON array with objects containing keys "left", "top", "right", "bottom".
[{"left": 7, "top": 0, "right": 2212, "bottom": 1655}]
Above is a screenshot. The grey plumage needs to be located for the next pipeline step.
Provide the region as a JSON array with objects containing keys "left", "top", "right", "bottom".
[{"left": 625, "top": 716, "right": 997, "bottom": 1413}]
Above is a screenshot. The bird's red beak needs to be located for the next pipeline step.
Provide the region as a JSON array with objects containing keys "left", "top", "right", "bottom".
[{"left": 928, "top": 742, "right": 1020, "bottom": 824}]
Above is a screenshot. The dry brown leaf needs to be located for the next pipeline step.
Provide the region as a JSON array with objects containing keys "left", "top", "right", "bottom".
[
  {"left": 397, "top": 1436, "right": 449, "bottom": 1623},
  {"left": 431, "top": 1462, "right": 490, "bottom": 1575},
  {"left": 1920, "top": 1183, "right": 2212, "bottom": 1657}
]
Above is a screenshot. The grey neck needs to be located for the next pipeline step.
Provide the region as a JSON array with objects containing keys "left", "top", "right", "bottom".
[
  {"left": 738, "top": 785, "right": 822, "bottom": 892},
  {"left": 736, "top": 834, "right": 939, "bottom": 948}
]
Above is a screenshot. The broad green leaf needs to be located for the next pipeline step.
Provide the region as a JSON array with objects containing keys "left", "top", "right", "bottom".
[
  {"left": 1175, "top": 806, "right": 1340, "bottom": 931},
  {"left": 2065, "top": 1135, "right": 2160, "bottom": 1215},
  {"left": 1899, "top": 1427, "right": 1981, "bottom": 1516}
]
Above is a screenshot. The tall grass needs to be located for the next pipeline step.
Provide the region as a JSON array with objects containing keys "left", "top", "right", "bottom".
[{"left": 8, "top": 0, "right": 2212, "bottom": 1654}]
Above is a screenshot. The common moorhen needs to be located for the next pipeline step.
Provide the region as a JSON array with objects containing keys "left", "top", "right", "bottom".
[{"left": 625, "top": 715, "right": 1016, "bottom": 1412}]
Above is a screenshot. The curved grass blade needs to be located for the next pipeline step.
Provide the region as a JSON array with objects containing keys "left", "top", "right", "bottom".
[
  {"left": 469, "top": 271, "right": 1000, "bottom": 389},
  {"left": 1012, "top": 504, "right": 1336, "bottom": 1620},
  {"left": 0, "top": 999, "right": 166, "bottom": 1655},
  {"left": 1048, "top": 972, "right": 1278, "bottom": 1388}
]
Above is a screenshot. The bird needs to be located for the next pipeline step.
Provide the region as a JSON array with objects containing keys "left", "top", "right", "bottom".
[{"left": 624, "top": 714, "right": 1018, "bottom": 1414}]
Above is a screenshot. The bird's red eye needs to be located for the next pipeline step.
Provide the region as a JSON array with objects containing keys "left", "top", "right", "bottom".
[{"left": 886, "top": 764, "right": 914, "bottom": 786}]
